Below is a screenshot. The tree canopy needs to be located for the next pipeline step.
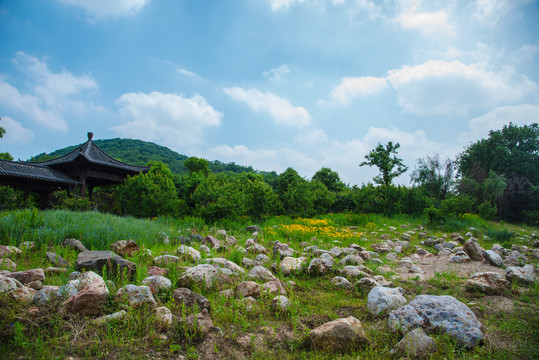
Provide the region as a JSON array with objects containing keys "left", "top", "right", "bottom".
[{"left": 360, "top": 142, "right": 408, "bottom": 187}]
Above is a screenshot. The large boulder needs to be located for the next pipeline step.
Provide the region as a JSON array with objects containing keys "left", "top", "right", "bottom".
[
  {"left": 483, "top": 250, "right": 504, "bottom": 267},
  {"left": 388, "top": 295, "right": 483, "bottom": 348},
  {"left": 463, "top": 238, "right": 484, "bottom": 261},
  {"left": 310, "top": 316, "right": 369, "bottom": 352},
  {"left": 308, "top": 257, "right": 334, "bottom": 276},
  {"left": 279, "top": 257, "right": 307, "bottom": 276},
  {"left": 247, "top": 265, "right": 276, "bottom": 282},
  {"left": 0, "top": 275, "right": 35, "bottom": 303},
  {"left": 367, "top": 287, "right": 407, "bottom": 315},
  {"left": 76, "top": 251, "right": 136, "bottom": 280},
  {"left": 173, "top": 288, "right": 211, "bottom": 312},
  {"left": 110, "top": 240, "right": 140, "bottom": 257},
  {"left": 61, "top": 271, "right": 109, "bottom": 316},
  {"left": 6, "top": 268, "right": 45, "bottom": 285},
  {"left": 505, "top": 264, "right": 536, "bottom": 285},
  {"left": 466, "top": 272, "right": 511, "bottom": 295},
  {"left": 116, "top": 284, "right": 156, "bottom": 307},
  {"left": 177, "top": 264, "right": 222, "bottom": 290}
]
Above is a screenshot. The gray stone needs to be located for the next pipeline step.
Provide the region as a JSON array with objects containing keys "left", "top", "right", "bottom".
[
  {"left": 355, "top": 277, "right": 380, "bottom": 292},
  {"left": 367, "top": 287, "right": 407, "bottom": 315},
  {"left": 173, "top": 287, "right": 211, "bottom": 312},
  {"left": 505, "top": 264, "right": 536, "bottom": 285},
  {"left": 246, "top": 225, "right": 262, "bottom": 233},
  {"left": 177, "top": 264, "right": 222, "bottom": 290},
  {"left": 448, "top": 251, "right": 471, "bottom": 263},
  {"left": 116, "top": 284, "right": 156, "bottom": 307},
  {"left": 483, "top": 250, "right": 504, "bottom": 267},
  {"left": 466, "top": 272, "right": 511, "bottom": 295},
  {"left": 339, "top": 254, "right": 364, "bottom": 266},
  {"left": 340, "top": 266, "right": 370, "bottom": 280},
  {"left": 61, "top": 271, "right": 109, "bottom": 316},
  {"left": 271, "top": 295, "right": 290, "bottom": 313},
  {"left": 178, "top": 245, "right": 202, "bottom": 262},
  {"left": 310, "top": 316, "right": 369, "bottom": 352},
  {"left": 46, "top": 252, "right": 69, "bottom": 267},
  {"left": 110, "top": 240, "right": 139, "bottom": 257},
  {"left": 141, "top": 275, "right": 172, "bottom": 294},
  {"left": 93, "top": 310, "right": 127, "bottom": 325},
  {"left": 308, "top": 257, "right": 334, "bottom": 276},
  {"left": 331, "top": 276, "right": 354, "bottom": 290},
  {"left": 463, "top": 238, "right": 484, "bottom": 261},
  {"left": 155, "top": 306, "right": 173, "bottom": 328},
  {"left": 0, "top": 275, "right": 35, "bottom": 303},
  {"left": 388, "top": 295, "right": 483, "bottom": 348},
  {"left": 76, "top": 251, "right": 136, "bottom": 280},
  {"left": 279, "top": 256, "right": 307, "bottom": 276},
  {"left": 262, "top": 278, "right": 286, "bottom": 295},
  {"left": 62, "top": 238, "right": 88, "bottom": 252},
  {"left": 247, "top": 265, "right": 276, "bottom": 282},
  {"left": 273, "top": 241, "right": 295, "bottom": 259},
  {"left": 235, "top": 281, "right": 261, "bottom": 299},
  {"left": 390, "top": 328, "right": 437, "bottom": 358}
]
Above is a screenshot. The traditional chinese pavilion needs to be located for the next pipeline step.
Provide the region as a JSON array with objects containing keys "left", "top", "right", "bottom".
[{"left": 0, "top": 133, "right": 149, "bottom": 207}]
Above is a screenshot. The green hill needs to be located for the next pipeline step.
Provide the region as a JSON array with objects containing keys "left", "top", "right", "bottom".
[{"left": 29, "top": 138, "right": 265, "bottom": 176}]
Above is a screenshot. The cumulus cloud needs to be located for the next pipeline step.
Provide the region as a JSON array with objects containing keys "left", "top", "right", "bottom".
[
  {"left": 328, "top": 76, "right": 389, "bottom": 104},
  {"left": 263, "top": 65, "right": 290, "bottom": 83},
  {"left": 0, "top": 52, "right": 97, "bottom": 132},
  {"left": 396, "top": 10, "right": 454, "bottom": 34},
  {"left": 0, "top": 116, "right": 34, "bottom": 145},
  {"left": 472, "top": 0, "right": 531, "bottom": 25},
  {"left": 111, "top": 91, "right": 222, "bottom": 150},
  {"left": 294, "top": 128, "right": 328, "bottom": 145},
  {"left": 223, "top": 87, "right": 311, "bottom": 127},
  {"left": 56, "top": 0, "right": 150, "bottom": 19},
  {"left": 267, "top": 0, "right": 306, "bottom": 11},
  {"left": 461, "top": 104, "right": 539, "bottom": 143}
]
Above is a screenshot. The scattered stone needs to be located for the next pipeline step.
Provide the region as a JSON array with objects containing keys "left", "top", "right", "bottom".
[
  {"left": 483, "top": 250, "right": 504, "bottom": 267},
  {"left": 181, "top": 308, "right": 213, "bottom": 335},
  {"left": 235, "top": 281, "right": 261, "bottom": 299},
  {"left": 246, "top": 225, "right": 261, "bottom": 233},
  {"left": 390, "top": 328, "right": 437, "bottom": 358},
  {"left": 76, "top": 251, "right": 136, "bottom": 280},
  {"left": 153, "top": 255, "right": 180, "bottom": 266},
  {"left": 340, "top": 266, "right": 370, "bottom": 280},
  {"left": 448, "top": 251, "right": 471, "bottom": 263},
  {"left": 110, "top": 240, "right": 139, "bottom": 257},
  {"left": 61, "top": 271, "right": 109, "bottom": 316},
  {"left": 466, "top": 272, "right": 511, "bottom": 295},
  {"left": 142, "top": 275, "right": 172, "bottom": 294},
  {"left": 33, "top": 285, "right": 60, "bottom": 306},
  {"left": 310, "top": 316, "right": 369, "bottom": 352},
  {"left": 247, "top": 266, "right": 276, "bottom": 282},
  {"left": 255, "top": 254, "right": 270, "bottom": 264},
  {"left": 271, "top": 295, "right": 290, "bottom": 313},
  {"left": 308, "top": 257, "right": 334, "bottom": 276},
  {"left": 505, "top": 251, "right": 528, "bottom": 265},
  {"left": 339, "top": 254, "right": 364, "bottom": 266},
  {"left": 46, "top": 252, "right": 68, "bottom": 267},
  {"left": 463, "top": 238, "right": 484, "bottom": 261},
  {"left": 505, "top": 264, "right": 536, "bottom": 285},
  {"left": 203, "top": 235, "right": 221, "bottom": 249},
  {"left": 367, "top": 287, "right": 407, "bottom": 315},
  {"left": 0, "top": 258, "right": 16, "bottom": 271},
  {"left": 178, "top": 245, "right": 202, "bottom": 262},
  {"left": 0, "top": 275, "right": 35, "bottom": 303},
  {"left": 28, "top": 280, "right": 43, "bottom": 290},
  {"left": 355, "top": 277, "right": 380, "bottom": 292},
  {"left": 242, "top": 258, "right": 256, "bottom": 268},
  {"left": 388, "top": 295, "right": 483, "bottom": 348},
  {"left": 262, "top": 278, "right": 286, "bottom": 295},
  {"left": 199, "top": 245, "right": 211, "bottom": 254},
  {"left": 331, "top": 276, "right": 354, "bottom": 290},
  {"left": 173, "top": 288, "right": 211, "bottom": 312},
  {"left": 6, "top": 268, "right": 45, "bottom": 285},
  {"left": 273, "top": 241, "right": 295, "bottom": 259},
  {"left": 247, "top": 243, "right": 268, "bottom": 255},
  {"left": 177, "top": 264, "right": 223, "bottom": 290},
  {"left": 93, "top": 310, "right": 127, "bottom": 325},
  {"left": 62, "top": 238, "right": 88, "bottom": 253},
  {"left": 148, "top": 266, "right": 169, "bottom": 277},
  {"left": 155, "top": 306, "right": 173, "bottom": 328},
  {"left": 116, "top": 284, "right": 156, "bottom": 307}
]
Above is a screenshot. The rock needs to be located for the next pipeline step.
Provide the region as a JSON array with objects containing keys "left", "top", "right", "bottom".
[
  {"left": 203, "top": 235, "right": 221, "bottom": 249},
  {"left": 235, "top": 281, "right": 261, "bottom": 299},
  {"left": 177, "top": 264, "right": 222, "bottom": 290},
  {"left": 6, "top": 268, "right": 45, "bottom": 285},
  {"left": 367, "top": 287, "right": 407, "bottom": 315},
  {"left": 247, "top": 266, "right": 276, "bottom": 282},
  {"left": 225, "top": 236, "right": 237, "bottom": 246},
  {"left": 505, "top": 264, "right": 536, "bottom": 285},
  {"left": 385, "top": 253, "right": 398, "bottom": 261},
  {"left": 505, "top": 251, "right": 528, "bottom": 265},
  {"left": 391, "top": 328, "right": 437, "bottom": 358},
  {"left": 141, "top": 275, "right": 172, "bottom": 294},
  {"left": 331, "top": 276, "right": 353, "bottom": 290},
  {"left": 45, "top": 252, "right": 69, "bottom": 267},
  {"left": 28, "top": 280, "right": 43, "bottom": 290},
  {"left": 33, "top": 285, "right": 60, "bottom": 306},
  {"left": 271, "top": 295, "right": 290, "bottom": 313},
  {"left": 93, "top": 310, "right": 127, "bottom": 325},
  {"left": 116, "top": 284, "right": 155, "bottom": 307},
  {"left": 279, "top": 257, "right": 307, "bottom": 276},
  {"left": 158, "top": 232, "right": 170, "bottom": 244},
  {"left": 466, "top": 272, "right": 511, "bottom": 295},
  {"left": 247, "top": 243, "right": 268, "bottom": 255},
  {"left": 61, "top": 271, "right": 109, "bottom": 316},
  {"left": 62, "top": 238, "right": 88, "bottom": 252},
  {"left": 388, "top": 295, "right": 483, "bottom": 348},
  {"left": 308, "top": 257, "right": 334, "bottom": 276},
  {"left": 76, "top": 251, "right": 136, "bottom": 280},
  {"left": 273, "top": 241, "right": 295, "bottom": 259},
  {"left": 310, "top": 316, "right": 369, "bottom": 352},
  {"left": 463, "top": 238, "right": 484, "bottom": 261},
  {"left": 339, "top": 254, "right": 364, "bottom": 266},
  {"left": 0, "top": 275, "right": 35, "bottom": 303},
  {"left": 246, "top": 225, "right": 261, "bottom": 233},
  {"left": 340, "top": 266, "right": 370, "bottom": 280},
  {"left": 483, "top": 250, "right": 504, "bottom": 267},
  {"left": 255, "top": 254, "right": 270, "bottom": 264},
  {"left": 329, "top": 247, "right": 343, "bottom": 258},
  {"left": 207, "top": 258, "right": 245, "bottom": 275},
  {"left": 155, "top": 306, "right": 173, "bottom": 328},
  {"left": 173, "top": 288, "right": 211, "bottom": 312},
  {"left": 181, "top": 308, "right": 213, "bottom": 335},
  {"left": 199, "top": 245, "right": 211, "bottom": 254},
  {"left": 0, "top": 245, "right": 13, "bottom": 258},
  {"left": 0, "top": 258, "right": 16, "bottom": 271},
  {"left": 153, "top": 255, "right": 180, "bottom": 266},
  {"left": 242, "top": 258, "right": 256, "bottom": 268},
  {"left": 148, "top": 266, "right": 169, "bottom": 277},
  {"left": 261, "top": 279, "right": 286, "bottom": 295},
  {"left": 110, "top": 240, "right": 139, "bottom": 257},
  {"left": 355, "top": 278, "right": 381, "bottom": 292},
  {"left": 178, "top": 245, "right": 202, "bottom": 262},
  {"left": 448, "top": 251, "right": 471, "bottom": 263}
]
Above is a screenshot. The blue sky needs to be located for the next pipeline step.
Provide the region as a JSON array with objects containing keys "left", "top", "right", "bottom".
[{"left": 1, "top": 0, "right": 538, "bottom": 185}]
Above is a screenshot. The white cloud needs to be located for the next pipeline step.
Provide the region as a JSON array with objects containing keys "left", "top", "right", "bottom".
[
  {"left": 462, "top": 104, "right": 539, "bottom": 143},
  {"left": 206, "top": 145, "right": 281, "bottom": 172},
  {"left": 263, "top": 65, "right": 290, "bottom": 83},
  {"left": 111, "top": 91, "right": 222, "bottom": 150},
  {"left": 515, "top": 45, "right": 539, "bottom": 63},
  {"left": 176, "top": 68, "right": 201, "bottom": 79},
  {"left": 223, "top": 87, "right": 311, "bottom": 126},
  {"left": 386, "top": 60, "right": 538, "bottom": 115},
  {"left": 56, "top": 0, "right": 150, "bottom": 19},
  {"left": 294, "top": 128, "right": 328, "bottom": 145},
  {"left": 396, "top": 10, "right": 454, "bottom": 34},
  {"left": 472, "top": 0, "right": 531, "bottom": 25},
  {"left": 328, "top": 76, "right": 389, "bottom": 104},
  {"left": 0, "top": 116, "right": 34, "bottom": 145},
  {"left": 267, "top": 0, "right": 306, "bottom": 11}
]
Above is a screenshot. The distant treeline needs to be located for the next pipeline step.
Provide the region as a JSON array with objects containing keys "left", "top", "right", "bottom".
[{"left": 5, "top": 123, "right": 539, "bottom": 225}]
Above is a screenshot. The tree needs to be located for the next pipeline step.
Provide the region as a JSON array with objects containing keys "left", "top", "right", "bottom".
[
  {"left": 360, "top": 142, "right": 408, "bottom": 187},
  {"left": 184, "top": 157, "right": 210, "bottom": 176},
  {"left": 410, "top": 154, "right": 456, "bottom": 201},
  {"left": 312, "top": 167, "right": 346, "bottom": 192}
]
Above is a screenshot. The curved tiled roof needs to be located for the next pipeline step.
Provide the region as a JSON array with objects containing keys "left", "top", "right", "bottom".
[{"left": 0, "top": 160, "right": 82, "bottom": 185}]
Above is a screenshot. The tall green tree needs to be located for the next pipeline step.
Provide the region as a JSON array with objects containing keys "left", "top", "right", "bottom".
[
  {"left": 312, "top": 167, "right": 346, "bottom": 192},
  {"left": 184, "top": 156, "right": 210, "bottom": 176},
  {"left": 410, "top": 154, "right": 456, "bottom": 201},
  {"left": 360, "top": 142, "right": 408, "bottom": 187}
]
